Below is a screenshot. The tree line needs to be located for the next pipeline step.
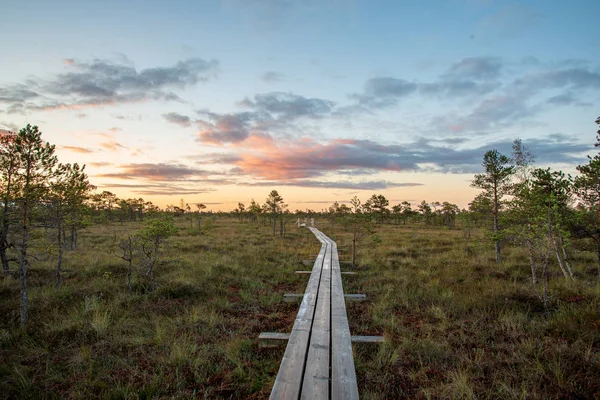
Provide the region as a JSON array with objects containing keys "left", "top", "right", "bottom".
[{"left": 0, "top": 125, "right": 181, "bottom": 327}]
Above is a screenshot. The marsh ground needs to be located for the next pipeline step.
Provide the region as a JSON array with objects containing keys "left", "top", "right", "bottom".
[{"left": 1, "top": 217, "right": 599, "bottom": 399}]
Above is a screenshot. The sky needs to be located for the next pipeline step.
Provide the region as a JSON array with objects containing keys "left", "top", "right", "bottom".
[{"left": 1, "top": 0, "right": 599, "bottom": 211}]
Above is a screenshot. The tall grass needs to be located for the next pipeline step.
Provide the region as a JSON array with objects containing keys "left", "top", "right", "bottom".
[{"left": 0, "top": 217, "right": 598, "bottom": 398}]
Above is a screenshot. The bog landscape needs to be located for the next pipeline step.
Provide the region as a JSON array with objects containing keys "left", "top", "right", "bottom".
[
  {"left": 1, "top": 1, "right": 599, "bottom": 399},
  {"left": 0, "top": 122, "right": 599, "bottom": 399}
]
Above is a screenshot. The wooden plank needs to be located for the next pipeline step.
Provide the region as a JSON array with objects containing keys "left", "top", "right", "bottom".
[
  {"left": 270, "top": 227, "right": 360, "bottom": 400},
  {"left": 301, "top": 329, "right": 330, "bottom": 399},
  {"left": 352, "top": 335, "right": 384, "bottom": 344},
  {"left": 270, "top": 238, "right": 327, "bottom": 399},
  {"left": 329, "top": 238, "right": 360, "bottom": 400},
  {"left": 344, "top": 294, "right": 367, "bottom": 301},
  {"left": 270, "top": 329, "right": 311, "bottom": 398},
  {"left": 260, "top": 332, "right": 290, "bottom": 340},
  {"left": 283, "top": 293, "right": 304, "bottom": 302},
  {"left": 301, "top": 242, "right": 331, "bottom": 399},
  {"left": 259, "top": 332, "right": 291, "bottom": 348}
]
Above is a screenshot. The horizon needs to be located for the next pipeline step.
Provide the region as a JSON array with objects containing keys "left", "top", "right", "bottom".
[{"left": 1, "top": 0, "right": 598, "bottom": 211}]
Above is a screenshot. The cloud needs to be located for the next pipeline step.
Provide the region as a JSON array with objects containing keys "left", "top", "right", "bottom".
[
  {"left": 261, "top": 71, "right": 285, "bottom": 83},
  {"left": 196, "top": 92, "right": 335, "bottom": 144},
  {"left": 61, "top": 145, "right": 95, "bottom": 154},
  {"left": 1, "top": 57, "right": 219, "bottom": 114},
  {"left": 96, "top": 162, "right": 210, "bottom": 181},
  {"left": 431, "top": 90, "right": 538, "bottom": 134},
  {"left": 100, "top": 140, "right": 127, "bottom": 152},
  {"left": 108, "top": 127, "right": 122, "bottom": 132},
  {"left": 0, "top": 121, "right": 20, "bottom": 131},
  {"left": 351, "top": 59, "right": 504, "bottom": 110},
  {"left": 351, "top": 77, "right": 417, "bottom": 108},
  {"left": 99, "top": 182, "right": 215, "bottom": 196},
  {"left": 228, "top": 133, "right": 589, "bottom": 180},
  {"left": 163, "top": 112, "right": 192, "bottom": 127},
  {"left": 442, "top": 57, "right": 502, "bottom": 81},
  {"left": 192, "top": 153, "right": 243, "bottom": 164},
  {"left": 197, "top": 111, "right": 258, "bottom": 144},
  {"left": 88, "top": 162, "right": 111, "bottom": 167},
  {"left": 0, "top": 84, "right": 40, "bottom": 104},
  {"left": 246, "top": 92, "right": 334, "bottom": 119},
  {"left": 518, "top": 68, "right": 600, "bottom": 91},
  {"left": 248, "top": 179, "right": 423, "bottom": 190}
]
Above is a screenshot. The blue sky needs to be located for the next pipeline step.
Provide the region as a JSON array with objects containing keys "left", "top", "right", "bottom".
[{"left": 1, "top": 0, "right": 598, "bottom": 210}]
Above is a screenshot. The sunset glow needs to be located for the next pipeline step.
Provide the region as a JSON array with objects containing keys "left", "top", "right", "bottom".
[{"left": 1, "top": 0, "right": 597, "bottom": 211}]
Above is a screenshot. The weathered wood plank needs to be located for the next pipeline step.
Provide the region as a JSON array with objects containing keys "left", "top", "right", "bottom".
[
  {"left": 352, "top": 336, "right": 384, "bottom": 344},
  {"left": 260, "top": 332, "right": 384, "bottom": 344},
  {"left": 329, "top": 239, "right": 360, "bottom": 400},
  {"left": 270, "top": 227, "right": 360, "bottom": 400},
  {"left": 270, "top": 237, "right": 327, "bottom": 399},
  {"left": 270, "top": 329, "right": 311, "bottom": 399},
  {"left": 302, "top": 242, "right": 331, "bottom": 399},
  {"left": 344, "top": 294, "right": 366, "bottom": 301},
  {"left": 260, "top": 332, "right": 291, "bottom": 340}
]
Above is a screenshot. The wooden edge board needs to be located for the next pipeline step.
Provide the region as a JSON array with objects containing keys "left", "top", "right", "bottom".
[{"left": 259, "top": 332, "right": 384, "bottom": 344}]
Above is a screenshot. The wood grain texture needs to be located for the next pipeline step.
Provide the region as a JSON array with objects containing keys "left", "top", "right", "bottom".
[{"left": 269, "top": 227, "right": 359, "bottom": 400}]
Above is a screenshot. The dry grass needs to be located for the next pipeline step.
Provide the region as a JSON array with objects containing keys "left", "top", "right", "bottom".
[{"left": 0, "top": 217, "right": 599, "bottom": 399}]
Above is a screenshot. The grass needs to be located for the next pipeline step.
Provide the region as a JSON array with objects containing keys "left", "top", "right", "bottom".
[{"left": 0, "top": 216, "right": 599, "bottom": 399}]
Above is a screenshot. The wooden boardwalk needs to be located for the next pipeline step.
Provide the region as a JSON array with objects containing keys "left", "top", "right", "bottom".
[{"left": 269, "top": 227, "right": 359, "bottom": 400}]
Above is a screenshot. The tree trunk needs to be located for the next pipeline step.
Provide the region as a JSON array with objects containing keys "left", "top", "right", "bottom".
[
  {"left": 56, "top": 219, "right": 63, "bottom": 288},
  {"left": 0, "top": 218, "right": 9, "bottom": 273},
  {"left": 552, "top": 236, "right": 572, "bottom": 280},
  {"left": 279, "top": 217, "right": 283, "bottom": 238},
  {"left": 595, "top": 236, "right": 600, "bottom": 279},
  {"left": 19, "top": 203, "right": 30, "bottom": 328},
  {"left": 559, "top": 236, "right": 574, "bottom": 278},
  {"left": 70, "top": 226, "right": 76, "bottom": 250},
  {"left": 527, "top": 241, "right": 537, "bottom": 286},
  {"left": 541, "top": 249, "right": 549, "bottom": 311},
  {"left": 0, "top": 245, "right": 8, "bottom": 274},
  {"left": 352, "top": 230, "right": 357, "bottom": 268},
  {"left": 149, "top": 240, "right": 159, "bottom": 291},
  {"left": 493, "top": 212, "right": 501, "bottom": 263}
]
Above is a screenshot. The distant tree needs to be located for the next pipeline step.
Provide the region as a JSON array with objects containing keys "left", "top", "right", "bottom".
[
  {"left": 101, "top": 191, "right": 118, "bottom": 222},
  {"left": 440, "top": 202, "right": 460, "bottom": 229},
  {"left": 118, "top": 234, "right": 137, "bottom": 292},
  {"left": 365, "top": 194, "right": 389, "bottom": 223},
  {"left": 350, "top": 196, "right": 361, "bottom": 213},
  {"left": 195, "top": 203, "right": 206, "bottom": 228},
  {"left": 471, "top": 149, "right": 515, "bottom": 263},
  {"left": 511, "top": 138, "right": 535, "bottom": 183},
  {"left": 248, "top": 199, "right": 261, "bottom": 223},
  {"left": 400, "top": 201, "right": 413, "bottom": 225},
  {"left": 573, "top": 116, "right": 600, "bottom": 277},
  {"left": 391, "top": 204, "right": 402, "bottom": 224},
  {"left": 235, "top": 202, "right": 245, "bottom": 223},
  {"left": 0, "top": 132, "right": 19, "bottom": 273},
  {"left": 13, "top": 125, "right": 58, "bottom": 326},
  {"left": 508, "top": 168, "right": 575, "bottom": 307},
  {"left": 340, "top": 213, "right": 375, "bottom": 268},
  {"left": 138, "top": 216, "right": 177, "bottom": 291},
  {"left": 49, "top": 163, "right": 94, "bottom": 287},
  {"left": 418, "top": 200, "right": 432, "bottom": 225},
  {"left": 468, "top": 192, "right": 493, "bottom": 227},
  {"left": 266, "top": 190, "right": 286, "bottom": 236}
]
